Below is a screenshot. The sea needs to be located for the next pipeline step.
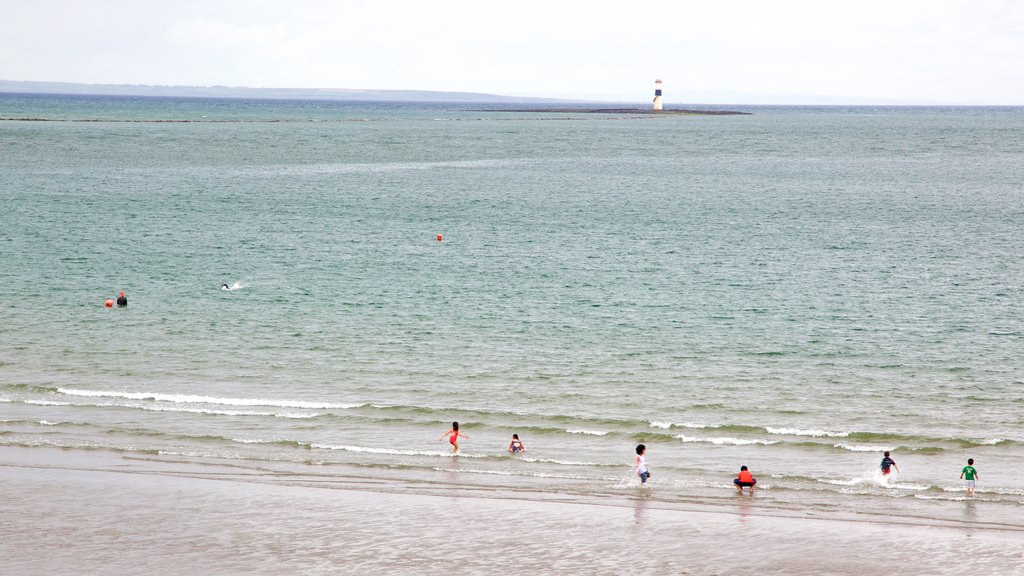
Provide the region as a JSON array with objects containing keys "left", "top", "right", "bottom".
[{"left": 1, "top": 93, "right": 1023, "bottom": 568}]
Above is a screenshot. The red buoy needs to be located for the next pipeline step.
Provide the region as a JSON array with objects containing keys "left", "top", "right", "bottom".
[
  {"left": 436, "top": 234, "right": 443, "bottom": 241},
  {"left": 104, "top": 299, "right": 114, "bottom": 308}
]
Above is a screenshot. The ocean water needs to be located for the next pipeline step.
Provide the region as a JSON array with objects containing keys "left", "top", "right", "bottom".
[{"left": 2, "top": 94, "right": 1023, "bottom": 535}]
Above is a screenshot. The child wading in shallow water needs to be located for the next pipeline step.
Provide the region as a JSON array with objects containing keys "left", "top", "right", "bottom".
[
  {"left": 439, "top": 421, "right": 468, "bottom": 454},
  {"left": 635, "top": 444, "right": 650, "bottom": 485},
  {"left": 879, "top": 451, "right": 900, "bottom": 476},
  {"left": 960, "top": 458, "right": 979, "bottom": 496}
]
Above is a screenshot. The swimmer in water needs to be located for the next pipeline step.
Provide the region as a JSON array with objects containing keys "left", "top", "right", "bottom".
[
  {"left": 115, "top": 291, "right": 127, "bottom": 307},
  {"left": 508, "top": 433, "right": 525, "bottom": 453},
  {"left": 221, "top": 283, "right": 230, "bottom": 290},
  {"left": 439, "top": 421, "right": 468, "bottom": 454}
]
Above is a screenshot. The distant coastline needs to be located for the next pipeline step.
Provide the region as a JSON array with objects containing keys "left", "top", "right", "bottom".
[{"left": 0, "top": 79, "right": 569, "bottom": 104}]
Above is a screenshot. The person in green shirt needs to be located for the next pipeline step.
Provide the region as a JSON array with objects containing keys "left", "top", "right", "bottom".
[{"left": 960, "top": 458, "right": 979, "bottom": 496}]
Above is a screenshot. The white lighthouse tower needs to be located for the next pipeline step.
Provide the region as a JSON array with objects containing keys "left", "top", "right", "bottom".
[{"left": 653, "top": 79, "right": 663, "bottom": 111}]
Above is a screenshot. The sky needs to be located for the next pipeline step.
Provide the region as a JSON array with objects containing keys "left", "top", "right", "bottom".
[{"left": 3, "top": 0, "right": 1023, "bottom": 104}]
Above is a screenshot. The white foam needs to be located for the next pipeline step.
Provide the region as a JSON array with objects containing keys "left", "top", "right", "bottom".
[
  {"left": 310, "top": 443, "right": 487, "bottom": 459},
  {"left": 650, "top": 421, "right": 715, "bottom": 430},
  {"left": 676, "top": 435, "right": 777, "bottom": 446},
  {"left": 816, "top": 477, "right": 867, "bottom": 487},
  {"left": 431, "top": 467, "right": 589, "bottom": 480},
  {"left": 890, "top": 483, "right": 931, "bottom": 491},
  {"left": 221, "top": 282, "right": 244, "bottom": 291},
  {"left": 565, "top": 429, "right": 608, "bottom": 436},
  {"left": 973, "top": 437, "right": 1004, "bottom": 445},
  {"left": 833, "top": 443, "right": 894, "bottom": 452},
  {"left": 231, "top": 438, "right": 299, "bottom": 445},
  {"left": 519, "top": 457, "right": 604, "bottom": 467},
  {"left": 24, "top": 400, "right": 72, "bottom": 406},
  {"left": 137, "top": 404, "right": 318, "bottom": 419},
  {"left": 56, "top": 388, "right": 360, "bottom": 410},
  {"left": 765, "top": 427, "right": 848, "bottom": 438}
]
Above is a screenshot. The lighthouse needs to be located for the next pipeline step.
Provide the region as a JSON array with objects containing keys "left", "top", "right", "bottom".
[{"left": 653, "top": 79, "right": 663, "bottom": 111}]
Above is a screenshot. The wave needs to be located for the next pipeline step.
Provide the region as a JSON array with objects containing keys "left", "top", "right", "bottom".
[
  {"left": 13, "top": 397, "right": 319, "bottom": 419},
  {"left": 676, "top": 435, "right": 778, "bottom": 446},
  {"left": 518, "top": 456, "right": 614, "bottom": 467},
  {"left": 832, "top": 443, "right": 895, "bottom": 452},
  {"left": 10, "top": 385, "right": 1017, "bottom": 451},
  {"left": 765, "top": 427, "right": 849, "bottom": 438},
  {"left": 649, "top": 421, "right": 721, "bottom": 430},
  {"left": 56, "top": 388, "right": 361, "bottom": 410},
  {"left": 23, "top": 400, "right": 73, "bottom": 407},
  {"left": 832, "top": 443, "right": 945, "bottom": 454},
  {"left": 309, "top": 443, "right": 490, "bottom": 459},
  {"left": 431, "top": 467, "right": 592, "bottom": 480},
  {"left": 136, "top": 404, "right": 319, "bottom": 419}
]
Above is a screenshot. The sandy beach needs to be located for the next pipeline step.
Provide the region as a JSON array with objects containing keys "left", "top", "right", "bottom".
[{"left": 3, "top": 446, "right": 1022, "bottom": 576}]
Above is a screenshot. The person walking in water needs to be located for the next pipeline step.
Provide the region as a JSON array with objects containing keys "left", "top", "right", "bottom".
[
  {"left": 508, "top": 433, "right": 525, "bottom": 453},
  {"left": 635, "top": 444, "right": 650, "bottom": 485},
  {"left": 440, "top": 421, "right": 468, "bottom": 454},
  {"left": 960, "top": 458, "right": 979, "bottom": 496},
  {"left": 115, "top": 291, "right": 127, "bottom": 307},
  {"left": 880, "top": 451, "right": 900, "bottom": 476}
]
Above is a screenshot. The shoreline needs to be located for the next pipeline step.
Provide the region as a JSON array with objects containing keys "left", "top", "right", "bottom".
[{"left": 3, "top": 446, "right": 1021, "bottom": 575}]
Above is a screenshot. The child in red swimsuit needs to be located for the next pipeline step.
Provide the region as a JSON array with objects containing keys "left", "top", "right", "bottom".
[{"left": 439, "top": 421, "right": 468, "bottom": 453}]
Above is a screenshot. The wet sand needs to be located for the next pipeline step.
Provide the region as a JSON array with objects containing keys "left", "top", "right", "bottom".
[{"left": 2, "top": 447, "right": 1022, "bottom": 576}]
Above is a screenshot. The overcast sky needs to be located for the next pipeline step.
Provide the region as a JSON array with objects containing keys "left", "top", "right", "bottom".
[{"left": 3, "top": 0, "right": 1022, "bottom": 104}]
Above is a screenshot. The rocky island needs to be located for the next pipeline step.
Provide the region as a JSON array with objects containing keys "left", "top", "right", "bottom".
[{"left": 475, "top": 107, "right": 751, "bottom": 115}]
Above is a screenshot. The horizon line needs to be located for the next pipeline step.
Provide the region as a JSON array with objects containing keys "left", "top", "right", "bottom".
[{"left": 0, "top": 79, "right": 1016, "bottom": 107}]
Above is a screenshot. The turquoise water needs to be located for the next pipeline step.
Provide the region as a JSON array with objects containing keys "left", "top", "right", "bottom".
[{"left": 2, "top": 94, "right": 1023, "bottom": 527}]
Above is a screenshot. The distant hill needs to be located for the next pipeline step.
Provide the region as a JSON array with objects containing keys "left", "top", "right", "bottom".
[{"left": 0, "top": 80, "right": 568, "bottom": 104}]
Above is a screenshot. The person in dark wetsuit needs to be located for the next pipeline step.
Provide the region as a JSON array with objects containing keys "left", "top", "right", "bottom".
[{"left": 116, "top": 291, "right": 127, "bottom": 307}]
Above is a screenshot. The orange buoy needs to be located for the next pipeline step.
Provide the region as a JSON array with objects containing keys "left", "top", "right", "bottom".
[
  {"left": 104, "top": 299, "right": 114, "bottom": 308},
  {"left": 436, "top": 233, "right": 443, "bottom": 241}
]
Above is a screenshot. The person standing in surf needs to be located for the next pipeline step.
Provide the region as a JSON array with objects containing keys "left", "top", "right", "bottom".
[
  {"left": 635, "top": 444, "right": 650, "bottom": 485},
  {"left": 440, "top": 421, "right": 468, "bottom": 454},
  {"left": 960, "top": 458, "right": 979, "bottom": 496},
  {"left": 880, "top": 451, "right": 900, "bottom": 476}
]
